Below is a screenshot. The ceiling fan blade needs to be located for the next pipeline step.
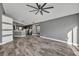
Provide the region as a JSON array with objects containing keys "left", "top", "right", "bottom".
[
  {"left": 43, "top": 6, "right": 54, "bottom": 9},
  {"left": 41, "top": 3, "right": 47, "bottom": 8},
  {"left": 40, "top": 11, "right": 43, "bottom": 15},
  {"left": 35, "top": 10, "right": 39, "bottom": 15},
  {"left": 26, "top": 5, "right": 38, "bottom": 9},
  {"left": 29, "top": 10, "right": 37, "bottom": 12},
  {"left": 42, "top": 9, "right": 50, "bottom": 13},
  {"left": 36, "top": 3, "right": 40, "bottom": 9}
]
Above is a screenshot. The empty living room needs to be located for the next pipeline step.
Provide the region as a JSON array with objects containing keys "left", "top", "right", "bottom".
[{"left": 0, "top": 0, "right": 79, "bottom": 58}]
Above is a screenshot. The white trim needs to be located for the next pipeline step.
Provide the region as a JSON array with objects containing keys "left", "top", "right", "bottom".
[
  {"left": 0, "top": 39, "right": 13, "bottom": 45},
  {"left": 67, "top": 41, "right": 78, "bottom": 46},
  {"left": 32, "top": 34, "right": 38, "bottom": 35},
  {"left": 67, "top": 43, "right": 73, "bottom": 45},
  {"left": 14, "top": 35, "right": 26, "bottom": 37},
  {"left": 40, "top": 36, "right": 67, "bottom": 43},
  {"left": 40, "top": 36, "right": 79, "bottom": 46}
]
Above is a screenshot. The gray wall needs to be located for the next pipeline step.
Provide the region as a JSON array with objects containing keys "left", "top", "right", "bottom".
[
  {"left": 0, "top": 4, "right": 2, "bottom": 43},
  {"left": 77, "top": 16, "right": 79, "bottom": 44},
  {"left": 40, "top": 13, "right": 79, "bottom": 44}
]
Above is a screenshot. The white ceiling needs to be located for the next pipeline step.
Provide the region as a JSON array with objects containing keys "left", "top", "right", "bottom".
[{"left": 3, "top": 3, "right": 79, "bottom": 25}]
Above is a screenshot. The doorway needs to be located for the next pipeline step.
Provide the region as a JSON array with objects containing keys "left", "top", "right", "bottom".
[{"left": 67, "top": 26, "right": 78, "bottom": 46}]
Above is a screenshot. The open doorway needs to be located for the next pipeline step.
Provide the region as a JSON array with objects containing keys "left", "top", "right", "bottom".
[
  {"left": 67, "top": 26, "right": 78, "bottom": 46},
  {"left": 36, "top": 24, "right": 40, "bottom": 35}
]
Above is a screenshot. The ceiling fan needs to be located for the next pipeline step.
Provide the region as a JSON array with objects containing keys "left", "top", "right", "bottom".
[{"left": 26, "top": 3, "right": 54, "bottom": 15}]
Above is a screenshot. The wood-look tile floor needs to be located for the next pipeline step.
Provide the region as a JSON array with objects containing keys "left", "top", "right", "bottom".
[{"left": 0, "top": 35, "right": 76, "bottom": 56}]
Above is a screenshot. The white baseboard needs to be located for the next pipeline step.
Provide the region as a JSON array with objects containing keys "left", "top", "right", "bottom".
[
  {"left": 40, "top": 36, "right": 67, "bottom": 43},
  {"left": 40, "top": 36, "right": 79, "bottom": 47},
  {"left": 0, "top": 39, "right": 13, "bottom": 45},
  {"left": 32, "top": 34, "right": 38, "bottom": 35},
  {"left": 14, "top": 35, "right": 26, "bottom": 37}
]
